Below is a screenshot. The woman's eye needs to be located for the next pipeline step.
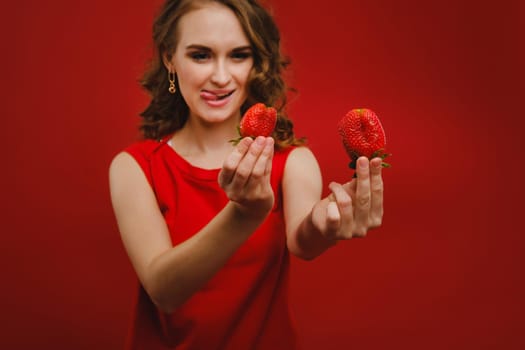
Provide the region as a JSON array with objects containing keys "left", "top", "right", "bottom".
[
  {"left": 231, "top": 52, "right": 252, "bottom": 60},
  {"left": 190, "top": 52, "right": 210, "bottom": 61}
]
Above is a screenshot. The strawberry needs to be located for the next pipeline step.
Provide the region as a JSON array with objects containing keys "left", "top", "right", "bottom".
[
  {"left": 230, "top": 103, "right": 277, "bottom": 144},
  {"left": 337, "top": 108, "right": 391, "bottom": 170}
]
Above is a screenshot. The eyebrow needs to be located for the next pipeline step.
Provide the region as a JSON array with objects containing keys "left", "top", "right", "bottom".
[{"left": 185, "top": 44, "right": 252, "bottom": 52}]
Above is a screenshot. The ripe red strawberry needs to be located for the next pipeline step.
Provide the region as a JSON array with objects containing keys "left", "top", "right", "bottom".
[
  {"left": 230, "top": 103, "right": 277, "bottom": 144},
  {"left": 337, "top": 108, "right": 391, "bottom": 170}
]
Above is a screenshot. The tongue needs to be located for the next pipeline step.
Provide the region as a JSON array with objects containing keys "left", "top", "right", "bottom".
[{"left": 200, "top": 91, "right": 219, "bottom": 101}]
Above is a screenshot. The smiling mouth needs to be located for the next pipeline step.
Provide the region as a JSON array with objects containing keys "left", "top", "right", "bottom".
[{"left": 216, "top": 91, "right": 234, "bottom": 100}]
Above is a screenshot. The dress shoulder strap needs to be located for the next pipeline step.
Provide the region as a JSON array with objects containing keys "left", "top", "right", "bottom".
[{"left": 123, "top": 138, "right": 166, "bottom": 187}]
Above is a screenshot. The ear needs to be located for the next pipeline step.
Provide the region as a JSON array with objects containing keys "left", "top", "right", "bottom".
[{"left": 162, "top": 52, "right": 174, "bottom": 72}]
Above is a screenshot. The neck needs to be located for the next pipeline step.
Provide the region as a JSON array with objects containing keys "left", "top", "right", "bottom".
[{"left": 170, "top": 116, "right": 240, "bottom": 169}]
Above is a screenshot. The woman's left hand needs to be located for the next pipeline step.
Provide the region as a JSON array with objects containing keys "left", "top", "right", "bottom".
[{"left": 311, "top": 156, "right": 384, "bottom": 240}]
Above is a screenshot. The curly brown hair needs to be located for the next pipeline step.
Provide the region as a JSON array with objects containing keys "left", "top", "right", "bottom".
[{"left": 139, "top": 0, "right": 305, "bottom": 149}]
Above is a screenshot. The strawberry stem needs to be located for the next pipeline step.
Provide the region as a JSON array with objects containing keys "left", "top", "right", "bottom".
[
  {"left": 229, "top": 126, "right": 243, "bottom": 145},
  {"left": 347, "top": 149, "right": 392, "bottom": 177}
]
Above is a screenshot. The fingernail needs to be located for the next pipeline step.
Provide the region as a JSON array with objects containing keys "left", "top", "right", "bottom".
[
  {"left": 256, "top": 137, "right": 265, "bottom": 145},
  {"left": 359, "top": 158, "right": 369, "bottom": 169}
]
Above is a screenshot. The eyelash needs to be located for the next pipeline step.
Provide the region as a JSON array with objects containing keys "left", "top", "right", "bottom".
[
  {"left": 190, "top": 52, "right": 210, "bottom": 61},
  {"left": 231, "top": 52, "right": 252, "bottom": 60},
  {"left": 188, "top": 51, "right": 252, "bottom": 62}
]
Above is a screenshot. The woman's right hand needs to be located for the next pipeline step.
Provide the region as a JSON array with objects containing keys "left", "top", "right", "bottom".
[{"left": 218, "top": 136, "right": 275, "bottom": 219}]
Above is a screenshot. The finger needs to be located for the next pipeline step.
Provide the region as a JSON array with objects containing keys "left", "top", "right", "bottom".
[
  {"left": 219, "top": 137, "right": 253, "bottom": 186},
  {"left": 325, "top": 201, "right": 341, "bottom": 239},
  {"left": 354, "top": 157, "right": 371, "bottom": 235},
  {"left": 369, "top": 157, "right": 384, "bottom": 228},
  {"left": 264, "top": 138, "right": 274, "bottom": 176},
  {"left": 328, "top": 182, "right": 354, "bottom": 239},
  {"left": 229, "top": 136, "right": 265, "bottom": 192},
  {"left": 250, "top": 137, "right": 274, "bottom": 180},
  {"left": 327, "top": 178, "right": 357, "bottom": 202},
  {"left": 342, "top": 178, "right": 357, "bottom": 198}
]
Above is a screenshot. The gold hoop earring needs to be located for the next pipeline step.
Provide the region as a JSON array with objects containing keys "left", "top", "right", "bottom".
[{"left": 168, "top": 70, "right": 176, "bottom": 94}]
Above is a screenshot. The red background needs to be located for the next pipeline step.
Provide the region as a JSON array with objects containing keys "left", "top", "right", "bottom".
[{"left": 1, "top": 0, "right": 523, "bottom": 349}]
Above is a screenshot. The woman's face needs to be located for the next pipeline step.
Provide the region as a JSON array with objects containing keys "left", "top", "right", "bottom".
[{"left": 168, "top": 2, "right": 254, "bottom": 126}]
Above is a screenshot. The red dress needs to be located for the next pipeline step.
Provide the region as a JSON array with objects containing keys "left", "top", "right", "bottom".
[{"left": 123, "top": 136, "right": 298, "bottom": 350}]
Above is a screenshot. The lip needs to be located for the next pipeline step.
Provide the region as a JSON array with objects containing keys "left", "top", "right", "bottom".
[{"left": 200, "top": 89, "right": 235, "bottom": 108}]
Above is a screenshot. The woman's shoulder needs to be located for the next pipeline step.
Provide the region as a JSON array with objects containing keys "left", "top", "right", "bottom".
[
  {"left": 109, "top": 137, "right": 169, "bottom": 186},
  {"left": 123, "top": 138, "right": 165, "bottom": 159},
  {"left": 271, "top": 145, "right": 318, "bottom": 185},
  {"left": 282, "top": 145, "right": 317, "bottom": 164},
  {"left": 114, "top": 135, "right": 175, "bottom": 167},
  {"left": 282, "top": 146, "right": 320, "bottom": 177}
]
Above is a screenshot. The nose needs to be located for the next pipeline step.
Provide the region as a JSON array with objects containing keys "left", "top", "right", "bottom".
[{"left": 210, "top": 59, "right": 231, "bottom": 87}]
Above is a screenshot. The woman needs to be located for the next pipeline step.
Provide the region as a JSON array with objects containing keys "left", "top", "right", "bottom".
[{"left": 109, "top": 0, "right": 385, "bottom": 348}]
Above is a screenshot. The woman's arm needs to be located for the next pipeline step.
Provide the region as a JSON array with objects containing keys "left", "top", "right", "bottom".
[
  {"left": 109, "top": 137, "right": 274, "bottom": 313},
  {"left": 283, "top": 147, "right": 384, "bottom": 260}
]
